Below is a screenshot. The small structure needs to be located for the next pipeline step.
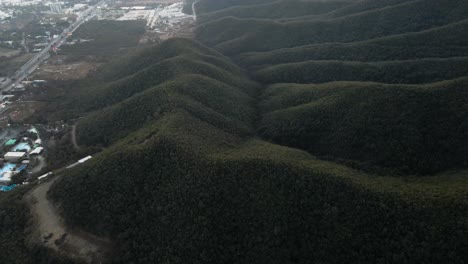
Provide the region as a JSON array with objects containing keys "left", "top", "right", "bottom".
[
  {"left": 0, "top": 95, "right": 14, "bottom": 102},
  {"left": 11, "top": 142, "right": 31, "bottom": 152},
  {"left": 16, "top": 165, "right": 27, "bottom": 172},
  {"left": 0, "top": 171, "right": 13, "bottom": 185},
  {"left": 0, "top": 184, "right": 17, "bottom": 192},
  {"left": 28, "top": 127, "right": 39, "bottom": 134},
  {"left": 4, "top": 138, "right": 17, "bottom": 146},
  {"left": 49, "top": 2, "right": 63, "bottom": 13},
  {"left": 0, "top": 163, "right": 15, "bottom": 185},
  {"left": 30, "top": 147, "right": 44, "bottom": 155},
  {"left": 66, "top": 155, "right": 93, "bottom": 169},
  {"left": 4, "top": 152, "right": 26, "bottom": 162},
  {"left": 78, "top": 155, "right": 92, "bottom": 163},
  {"left": 38, "top": 172, "right": 53, "bottom": 183}
]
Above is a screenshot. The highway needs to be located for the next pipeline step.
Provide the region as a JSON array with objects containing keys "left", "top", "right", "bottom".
[{"left": 0, "top": 0, "right": 107, "bottom": 93}]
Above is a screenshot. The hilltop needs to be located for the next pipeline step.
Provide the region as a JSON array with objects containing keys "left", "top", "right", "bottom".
[
  {"left": 1, "top": 0, "right": 467, "bottom": 263},
  {"left": 47, "top": 36, "right": 467, "bottom": 263}
]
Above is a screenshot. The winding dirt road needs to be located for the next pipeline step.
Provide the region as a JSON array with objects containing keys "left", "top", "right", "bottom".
[
  {"left": 71, "top": 125, "right": 80, "bottom": 151},
  {"left": 25, "top": 177, "right": 111, "bottom": 263}
]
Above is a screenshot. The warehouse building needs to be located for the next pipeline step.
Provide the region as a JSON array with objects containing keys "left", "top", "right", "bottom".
[{"left": 4, "top": 152, "right": 26, "bottom": 162}]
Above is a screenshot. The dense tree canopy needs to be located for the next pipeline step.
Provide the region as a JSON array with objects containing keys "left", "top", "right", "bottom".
[{"left": 3, "top": 0, "right": 468, "bottom": 263}]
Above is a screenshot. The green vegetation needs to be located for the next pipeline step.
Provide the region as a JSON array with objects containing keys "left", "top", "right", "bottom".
[
  {"left": 60, "top": 20, "right": 146, "bottom": 61},
  {"left": 239, "top": 19, "right": 468, "bottom": 66},
  {"left": 255, "top": 57, "right": 468, "bottom": 84},
  {"left": 76, "top": 74, "right": 256, "bottom": 146},
  {"left": 0, "top": 46, "right": 20, "bottom": 57},
  {"left": 49, "top": 132, "right": 468, "bottom": 263},
  {"left": 45, "top": 35, "right": 467, "bottom": 263},
  {"left": 1, "top": 0, "right": 465, "bottom": 263},
  {"left": 0, "top": 188, "right": 73, "bottom": 264},
  {"left": 198, "top": 0, "right": 350, "bottom": 22},
  {"left": 0, "top": 189, "right": 32, "bottom": 264},
  {"left": 57, "top": 38, "right": 257, "bottom": 121},
  {"left": 192, "top": 0, "right": 468, "bottom": 176},
  {"left": 0, "top": 53, "right": 33, "bottom": 76},
  {"left": 318, "top": 0, "right": 413, "bottom": 19},
  {"left": 196, "top": 0, "right": 468, "bottom": 54},
  {"left": 194, "top": 0, "right": 273, "bottom": 14},
  {"left": 258, "top": 78, "right": 468, "bottom": 174}
]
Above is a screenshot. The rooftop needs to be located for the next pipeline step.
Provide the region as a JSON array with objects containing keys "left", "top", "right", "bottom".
[{"left": 4, "top": 152, "right": 27, "bottom": 157}]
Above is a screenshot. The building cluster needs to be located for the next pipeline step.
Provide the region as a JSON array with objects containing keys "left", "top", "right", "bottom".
[
  {"left": 100, "top": 1, "right": 194, "bottom": 38},
  {"left": 0, "top": 0, "right": 92, "bottom": 24},
  {"left": 0, "top": 0, "right": 92, "bottom": 54},
  {"left": 0, "top": 126, "right": 43, "bottom": 187}
]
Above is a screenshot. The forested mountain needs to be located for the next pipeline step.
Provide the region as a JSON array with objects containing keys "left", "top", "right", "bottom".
[
  {"left": 2, "top": 0, "right": 467, "bottom": 263},
  {"left": 48, "top": 38, "right": 468, "bottom": 261},
  {"left": 188, "top": 0, "right": 468, "bottom": 175},
  {"left": 258, "top": 78, "right": 468, "bottom": 174},
  {"left": 196, "top": 0, "right": 468, "bottom": 54},
  {"left": 197, "top": 0, "right": 351, "bottom": 22},
  {"left": 72, "top": 39, "right": 257, "bottom": 146},
  {"left": 239, "top": 19, "right": 468, "bottom": 65}
]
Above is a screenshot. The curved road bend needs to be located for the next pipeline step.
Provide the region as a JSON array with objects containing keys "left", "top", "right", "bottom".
[{"left": 25, "top": 174, "right": 110, "bottom": 263}]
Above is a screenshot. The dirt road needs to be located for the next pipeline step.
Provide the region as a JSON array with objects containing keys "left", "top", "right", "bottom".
[
  {"left": 25, "top": 177, "right": 110, "bottom": 263},
  {"left": 71, "top": 125, "right": 80, "bottom": 150}
]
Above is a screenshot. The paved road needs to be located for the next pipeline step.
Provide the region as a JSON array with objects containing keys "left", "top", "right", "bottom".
[{"left": 0, "top": 0, "right": 107, "bottom": 93}]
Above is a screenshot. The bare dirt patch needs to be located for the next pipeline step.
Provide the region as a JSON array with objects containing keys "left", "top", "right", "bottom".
[
  {"left": 34, "top": 57, "right": 101, "bottom": 81},
  {"left": 3, "top": 101, "right": 46, "bottom": 123},
  {"left": 25, "top": 177, "right": 112, "bottom": 263},
  {"left": 0, "top": 47, "right": 21, "bottom": 58}
]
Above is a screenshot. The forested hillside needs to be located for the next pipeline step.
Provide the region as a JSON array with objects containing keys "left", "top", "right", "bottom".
[
  {"left": 0, "top": 188, "right": 73, "bottom": 264},
  {"left": 194, "top": 0, "right": 468, "bottom": 174},
  {"left": 259, "top": 78, "right": 468, "bottom": 174},
  {"left": 197, "top": 0, "right": 351, "bottom": 22},
  {"left": 16, "top": 0, "right": 468, "bottom": 263},
  {"left": 196, "top": 0, "right": 468, "bottom": 54},
  {"left": 239, "top": 19, "right": 468, "bottom": 65}
]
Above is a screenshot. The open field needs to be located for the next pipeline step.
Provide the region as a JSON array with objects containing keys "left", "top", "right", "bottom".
[
  {"left": 34, "top": 59, "right": 101, "bottom": 81},
  {"left": 0, "top": 53, "right": 33, "bottom": 76},
  {"left": 0, "top": 47, "right": 20, "bottom": 58}
]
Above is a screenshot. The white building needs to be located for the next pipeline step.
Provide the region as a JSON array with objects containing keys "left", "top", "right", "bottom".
[
  {"left": 49, "top": 2, "right": 63, "bottom": 14},
  {"left": 0, "top": 171, "right": 13, "bottom": 185},
  {"left": 4, "top": 152, "right": 26, "bottom": 162},
  {"left": 30, "top": 147, "right": 44, "bottom": 155}
]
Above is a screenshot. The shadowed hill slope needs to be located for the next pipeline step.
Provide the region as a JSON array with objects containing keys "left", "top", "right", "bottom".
[
  {"left": 64, "top": 39, "right": 258, "bottom": 147},
  {"left": 76, "top": 74, "right": 256, "bottom": 146},
  {"left": 45, "top": 36, "right": 468, "bottom": 263},
  {"left": 239, "top": 19, "right": 468, "bottom": 66},
  {"left": 194, "top": 0, "right": 273, "bottom": 14},
  {"left": 58, "top": 38, "right": 258, "bottom": 117},
  {"left": 258, "top": 78, "right": 468, "bottom": 174},
  {"left": 196, "top": 0, "right": 468, "bottom": 54},
  {"left": 255, "top": 57, "right": 468, "bottom": 84},
  {"left": 198, "top": 0, "right": 352, "bottom": 22},
  {"left": 35, "top": 1, "right": 468, "bottom": 263}
]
